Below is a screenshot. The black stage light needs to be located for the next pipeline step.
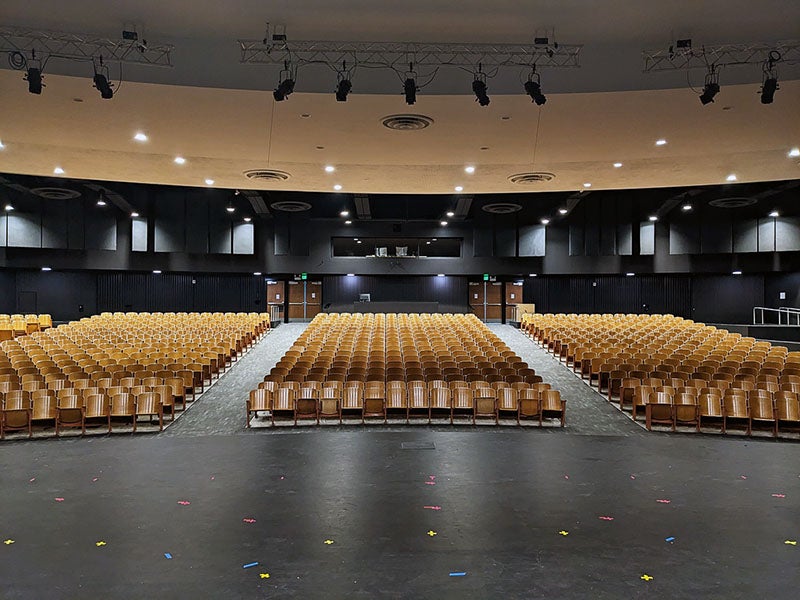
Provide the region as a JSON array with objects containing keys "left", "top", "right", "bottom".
[
  {"left": 273, "top": 78, "right": 295, "bottom": 101},
  {"left": 93, "top": 73, "right": 114, "bottom": 99},
  {"left": 699, "top": 81, "right": 719, "bottom": 105},
  {"left": 472, "top": 79, "right": 490, "bottom": 106},
  {"left": 761, "top": 77, "right": 778, "bottom": 104},
  {"left": 26, "top": 68, "right": 43, "bottom": 94},
  {"left": 336, "top": 78, "right": 352, "bottom": 102},
  {"left": 524, "top": 80, "right": 546, "bottom": 105},
  {"left": 404, "top": 78, "right": 417, "bottom": 105}
]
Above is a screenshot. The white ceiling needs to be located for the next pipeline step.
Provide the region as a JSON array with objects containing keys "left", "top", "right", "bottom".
[{"left": 0, "top": 2, "right": 798, "bottom": 195}]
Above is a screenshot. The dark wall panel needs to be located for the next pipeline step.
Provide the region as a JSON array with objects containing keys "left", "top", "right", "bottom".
[
  {"left": 569, "top": 225, "right": 584, "bottom": 256},
  {"left": 154, "top": 194, "right": 185, "bottom": 253},
  {"left": 41, "top": 201, "right": 68, "bottom": 249},
  {"left": 692, "top": 275, "right": 764, "bottom": 324},
  {"left": 209, "top": 217, "right": 232, "bottom": 254},
  {"left": 733, "top": 219, "right": 758, "bottom": 253},
  {"left": 323, "top": 275, "right": 468, "bottom": 313},
  {"left": 273, "top": 214, "right": 290, "bottom": 256},
  {"left": 67, "top": 198, "right": 84, "bottom": 250},
  {"left": 186, "top": 196, "right": 210, "bottom": 254},
  {"left": 473, "top": 223, "right": 492, "bottom": 257},
  {"left": 15, "top": 271, "right": 97, "bottom": 321},
  {"left": 616, "top": 223, "right": 633, "bottom": 255},
  {"left": 700, "top": 220, "right": 733, "bottom": 254},
  {"left": 0, "top": 270, "right": 15, "bottom": 313},
  {"left": 289, "top": 217, "right": 309, "bottom": 257},
  {"left": 494, "top": 216, "right": 516, "bottom": 258},
  {"left": 764, "top": 273, "right": 800, "bottom": 310},
  {"left": 669, "top": 221, "right": 701, "bottom": 254},
  {"left": 84, "top": 210, "right": 117, "bottom": 251}
]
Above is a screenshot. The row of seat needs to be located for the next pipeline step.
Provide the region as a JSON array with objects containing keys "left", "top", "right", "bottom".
[
  {"left": 0, "top": 314, "right": 52, "bottom": 340},
  {"left": 247, "top": 381, "right": 565, "bottom": 426}
]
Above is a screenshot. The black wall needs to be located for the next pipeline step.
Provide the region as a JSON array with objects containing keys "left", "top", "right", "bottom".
[{"left": 322, "top": 275, "right": 469, "bottom": 313}]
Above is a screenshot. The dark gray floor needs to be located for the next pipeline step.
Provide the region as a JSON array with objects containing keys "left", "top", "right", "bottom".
[{"left": 3, "top": 324, "right": 800, "bottom": 598}]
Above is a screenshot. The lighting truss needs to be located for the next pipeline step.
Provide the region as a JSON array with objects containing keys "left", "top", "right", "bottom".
[
  {"left": 0, "top": 26, "right": 174, "bottom": 67},
  {"left": 238, "top": 39, "right": 582, "bottom": 70},
  {"left": 642, "top": 40, "right": 800, "bottom": 72}
]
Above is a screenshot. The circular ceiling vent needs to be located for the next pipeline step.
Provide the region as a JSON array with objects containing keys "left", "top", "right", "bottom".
[
  {"left": 29, "top": 187, "right": 81, "bottom": 200},
  {"left": 381, "top": 114, "right": 434, "bottom": 131},
  {"left": 708, "top": 197, "right": 757, "bottom": 209},
  {"left": 507, "top": 172, "right": 556, "bottom": 185},
  {"left": 270, "top": 201, "right": 312, "bottom": 212},
  {"left": 243, "top": 169, "right": 291, "bottom": 181},
  {"left": 482, "top": 202, "right": 523, "bottom": 214}
]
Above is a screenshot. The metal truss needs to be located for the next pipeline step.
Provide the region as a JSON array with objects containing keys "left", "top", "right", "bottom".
[
  {"left": 0, "top": 26, "right": 174, "bottom": 67},
  {"left": 643, "top": 40, "right": 800, "bottom": 72},
  {"left": 238, "top": 39, "right": 582, "bottom": 70}
]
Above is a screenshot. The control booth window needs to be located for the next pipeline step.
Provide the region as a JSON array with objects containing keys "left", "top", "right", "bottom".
[{"left": 332, "top": 237, "right": 461, "bottom": 258}]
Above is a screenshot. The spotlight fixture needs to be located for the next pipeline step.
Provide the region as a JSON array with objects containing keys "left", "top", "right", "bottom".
[
  {"left": 174, "top": 156, "right": 186, "bottom": 165},
  {"left": 464, "top": 166, "right": 475, "bottom": 174},
  {"left": 732, "top": 270, "right": 742, "bottom": 275},
  {"left": 93, "top": 72, "right": 114, "bottom": 99},
  {"left": 25, "top": 67, "right": 43, "bottom": 94},
  {"left": 446, "top": 211, "right": 455, "bottom": 217},
  {"left": 524, "top": 72, "right": 546, "bottom": 105},
  {"left": 403, "top": 77, "right": 417, "bottom": 105},
  {"left": 53, "top": 167, "right": 65, "bottom": 175},
  {"left": 226, "top": 203, "right": 235, "bottom": 213},
  {"left": 472, "top": 76, "right": 490, "bottom": 106},
  {"left": 682, "top": 204, "right": 692, "bottom": 211},
  {"left": 437, "top": 274, "right": 446, "bottom": 277},
  {"left": 769, "top": 210, "right": 780, "bottom": 217},
  {"left": 760, "top": 51, "right": 781, "bottom": 104},
  {"left": 253, "top": 272, "right": 262, "bottom": 276},
  {"left": 558, "top": 208, "right": 568, "bottom": 215},
  {"left": 131, "top": 212, "right": 140, "bottom": 217},
  {"left": 274, "top": 75, "right": 295, "bottom": 101},
  {"left": 152, "top": 270, "right": 162, "bottom": 274},
  {"left": 96, "top": 198, "right": 107, "bottom": 207},
  {"left": 339, "top": 210, "right": 349, "bottom": 217},
  {"left": 324, "top": 165, "right": 335, "bottom": 173},
  {"left": 346, "top": 273, "right": 355, "bottom": 277},
  {"left": 243, "top": 217, "right": 252, "bottom": 223},
  {"left": 540, "top": 218, "right": 550, "bottom": 225},
  {"left": 529, "top": 273, "right": 537, "bottom": 277},
  {"left": 440, "top": 221, "right": 448, "bottom": 226},
  {"left": 335, "top": 78, "right": 352, "bottom": 102},
  {"left": 133, "top": 132, "right": 148, "bottom": 142},
  {"left": 699, "top": 66, "right": 720, "bottom": 105},
  {"left": 345, "top": 220, "right": 352, "bottom": 225},
  {"left": 649, "top": 215, "right": 658, "bottom": 221},
  {"left": 41, "top": 267, "right": 52, "bottom": 272},
  {"left": 626, "top": 272, "right": 635, "bottom": 277},
  {"left": 4, "top": 204, "right": 14, "bottom": 211},
  {"left": 356, "top": 240, "right": 362, "bottom": 244},
  {"left": 788, "top": 148, "right": 800, "bottom": 158}
]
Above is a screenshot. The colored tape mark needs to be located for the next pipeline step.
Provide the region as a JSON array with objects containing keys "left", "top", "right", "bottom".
[
  {"left": 243, "top": 562, "right": 259, "bottom": 569},
  {"left": 598, "top": 516, "right": 614, "bottom": 521},
  {"left": 772, "top": 494, "right": 786, "bottom": 498},
  {"left": 423, "top": 506, "right": 442, "bottom": 510},
  {"left": 665, "top": 537, "right": 675, "bottom": 543},
  {"left": 656, "top": 499, "right": 671, "bottom": 504},
  {"left": 164, "top": 553, "right": 172, "bottom": 559},
  {"left": 449, "top": 572, "right": 466, "bottom": 577}
]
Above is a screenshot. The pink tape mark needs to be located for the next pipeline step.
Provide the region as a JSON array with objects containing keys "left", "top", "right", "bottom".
[
  {"left": 424, "top": 481, "right": 436, "bottom": 485},
  {"left": 242, "top": 518, "right": 256, "bottom": 523},
  {"left": 54, "top": 497, "right": 65, "bottom": 502},
  {"left": 423, "top": 506, "right": 442, "bottom": 511},
  {"left": 210, "top": 476, "right": 215, "bottom": 481},
  {"left": 598, "top": 516, "right": 614, "bottom": 521},
  {"left": 656, "top": 499, "right": 671, "bottom": 504},
  {"left": 177, "top": 500, "right": 191, "bottom": 506},
  {"left": 740, "top": 475, "right": 747, "bottom": 480},
  {"left": 772, "top": 493, "right": 786, "bottom": 498},
  {"left": 630, "top": 475, "right": 636, "bottom": 480},
  {"left": 428, "top": 475, "right": 436, "bottom": 480},
  {"left": 29, "top": 478, "right": 36, "bottom": 483},
  {"left": 280, "top": 476, "right": 285, "bottom": 480},
  {"left": 564, "top": 475, "right": 570, "bottom": 480},
  {"left": 92, "top": 477, "right": 99, "bottom": 482}
]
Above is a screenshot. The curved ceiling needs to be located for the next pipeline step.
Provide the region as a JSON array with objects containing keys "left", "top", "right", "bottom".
[{"left": 0, "top": 2, "right": 798, "bottom": 195}]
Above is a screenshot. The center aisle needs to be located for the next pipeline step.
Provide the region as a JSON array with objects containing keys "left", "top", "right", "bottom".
[
  {"left": 487, "top": 324, "right": 645, "bottom": 436},
  {"left": 164, "top": 323, "right": 308, "bottom": 437}
]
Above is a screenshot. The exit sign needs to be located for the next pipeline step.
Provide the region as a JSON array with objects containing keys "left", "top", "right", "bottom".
[
  {"left": 483, "top": 273, "right": 489, "bottom": 281},
  {"left": 301, "top": 273, "right": 308, "bottom": 280}
]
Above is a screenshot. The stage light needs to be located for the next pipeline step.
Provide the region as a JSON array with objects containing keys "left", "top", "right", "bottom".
[
  {"left": 446, "top": 211, "right": 455, "bottom": 217},
  {"left": 732, "top": 270, "right": 742, "bottom": 275},
  {"left": 529, "top": 273, "right": 537, "bottom": 277},
  {"left": 655, "top": 139, "right": 667, "bottom": 146},
  {"left": 649, "top": 215, "right": 658, "bottom": 221},
  {"left": 626, "top": 272, "right": 635, "bottom": 277},
  {"left": 335, "top": 78, "right": 352, "bottom": 102},
  {"left": 93, "top": 73, "right": 114, "bottom": 99},
  {"left": 437, "top": 274, "right": 445, "bottom": 277},
  {"left": 558, "top": 208, "right": 568, "bottom": 215},
  {"left": 96, "top": 198, "right": 107, "bottom": 207},
  {"left": 524, "top": 76, "right": 546, "bottom": 105},
  {"left": 404, "top": 78, "right": 417, "bottom": 105},
  {"left": 540, "top": 218, "right": 550, "bottom": 225},
  {"left": 340, "top": 210, "right": 349, "bottom": 217},
  {"left": 346, "top": 273, "right": 355, "bottom": 277},
  {"left": 26, "top": 68, "right": 43, "bottom": 94},
  {"left": 761, "top": 77, "right": 778, "bottom": 104},
  {"left": 345, "top": 220, "right": 352, "bottom": 225},
  {"left": 41, "top": 267, "right": 52, "bottom": 272},
  {"left": 472, "top": 79, "right": 490, "bottom": 106},
  {"left": 769, "top": 210, "right": 780, "bottom": 217},
  {"left": 440, "top": 221, "right": 448, "bottom": 226},
  {"left": 152, "top": 270, "right": 162, "bottom": 274},
  {"left": 243, "top": 217, "right": 252, "bottom": 222},
  {"left": 682, "top": 205, "right": 692, "bottom": 211},
  {"left": 5, "top": 204, "right": 14, "bottom": 211},
  {"left": 699, "top": 67, "right": 720, "bottom": 105},
  {"left": 131, "top": 212, "right": 140, "bottom": 217},
  {"left": 274, "top": 77, "right": 295, "bottom": 101}
]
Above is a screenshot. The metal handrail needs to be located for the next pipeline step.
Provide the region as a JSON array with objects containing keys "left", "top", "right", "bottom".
[{"left": 752, "top": 306, "right": 800, "bottom": 325}]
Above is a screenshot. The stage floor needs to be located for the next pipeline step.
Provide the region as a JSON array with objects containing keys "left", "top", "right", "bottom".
[{"left": 1, "top": 429, "right": 798, "bottom": 598}]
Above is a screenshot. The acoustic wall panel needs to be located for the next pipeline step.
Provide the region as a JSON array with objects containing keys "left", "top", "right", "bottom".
[
  {"left": 494, "top": 217, "right": 516, "bottom": 257},
  {"left": 0, "top": 213, "right": 6, "bottom": 246},
  {"left": 67, "top": 197, "right": 84, "bottom": 249},
  {"left": 758, "top": 218, "right": 776, "bottom": 252},
  {"left": 209, "top": 218, "right": 232, "bottom": 254},
  {"left": 473, "top": 223, "right": 492, "bottom": 257},
  {"left": 568, "top": 225, "right": 585, "bottom": 256},
  {"left": 289, "top": 217, "right": 309, "bottom": 256},
  {"left": 84, "top": 211, "right": 117, "bottom": 251},
  {"left": 700, "top": 220, "right": 733, "bottom": 254},
  {"left": 273, "top": 214, "right": 290, "bottom": 256},
  {"left": 775, "top": 217, "right": 800, "bottom": 252},
  {"left": 131, "top": 217, "right": 148, "bottom": 252},
  {"left": 733, "top": 219, "right": 758, "bottom": 253},
  {"left": 639, "top": 222, "right": 655, "bottom": 255},
  {"left": 154, "top": 195, "right": 185, "bottom": 252},
  {"left": 616, "top": 223, "right": 633, "bottom": 255},
  {"left": 233, "top": 223, "right": 255, "bottom": 255},
  {"left": 518, "top": 225, "right": 545, "bottom": 257},
  {"left": 669, "top": 221, "right": 701, "bottom": 254},
  {"left": 7, "top": 212, "right": 40, "bottom": 248},
  {"left": 185, "top": 196, "right": 210, "bottom": 254},
  {"left": 41, "top": 201, "right": 68, "bottom": 249}
]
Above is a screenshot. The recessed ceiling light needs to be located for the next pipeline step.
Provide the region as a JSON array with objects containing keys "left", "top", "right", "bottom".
[
  {"left": 356, "top": 240, "right": 362, "bottom": 244},
  {"left": 732, "top": 270, "right": 742, "bottom": 275},
  {"left": 626, "top": 272, "right": 635, "bottom": 277},
  {"left": 152, "top": 270, "right": 162, "bottom": 274},
  {"left": 324, "top": 165, "right": 335, "bottom": 173},
  {"left": 96, "top": 199, "right": 106, "bottom": 207},
  {"left": 682, "top": 204, "right": 692, "bottom": 211},
  {"left": 726, "top": 174, "right": 737, "bottom": 182},
  {"left": 131, "top": 212, "right": 140, "bottom": 217},
  {"left": 769, "top": 210, "right": 780, "bottom": 217},
  {"left": 432, "top": 238, "right": 437, "bottom": 241},
  {"left": 464, "top": 166, "right": 475, "bottom": 174},
  {"left": 41, "top": 267, "right": 51, "bottom": 272},
  {"left": 529, "top": 273, "right": 537, "bottom": 277},
  {"left": 174, "top": 156, "right": 186, "bottom": 165},
  {"left": 655, "top": 139, "right": 667, "bottom": 146},
  {"left": 437, "top": 273, "right": 446, "bottom": 277},
  {"left": 613, "top": 162, "right": 623, "bottom": 168},
  {"left": 454, "top": 186, "right": 463, "bottom": 192},
  {"left": 583, "top": 182, "right": 592, "bottom": 188},
  {"left": 53, "top": 167, "right": 64, "bottom": 175},
  {"left": 226, "top": 205, "right": 235, "bottom": 213},
  {"left": 253, "top": 272, "right": 262, "bottom": 276},
  {"left": 0, "top": 140, "right": 5, "bottom": 149},
  {"left": 541, "top": 218, "right": 550, "bottom": 225},
  {"left": 204, "top": 178, "right": 215, "bottom": 185},
  {"left": 558, "top": 208, "right": 568, "bottom": 215},
  {"left": 340, "top": 210, "right": 349, "bottom": 217},
  {"left": 345, "top": 220, "right": 352, "bottom": 224},
  {"left": 243, "top": 217, "right": 252, "bottom": 222},
  {"left": 788, "top": 148, "right": 800, "bottom": 158},
  {"left": 4, "top": 204, "right": 13, "bottom": 211},
  {"left": 426, "top": 241, "right": 431, "bottom": 245},
  {"left": 333, "top": 184, "right": 342, "bottom": 191},
  {"left": 440, "top": 221, "right": 448, "bottom": 226},
  {"left": 446, "top": 211, "right": 455, "bottom": 217},
  {"left": 133, "top": 132, "right": 148, "bottom": 142},
  {"left": 346, "top": 273, "right": 355, "bottom": 277},
  {"left": 649, "top": 215, "right": 658, "bottom": 221}
]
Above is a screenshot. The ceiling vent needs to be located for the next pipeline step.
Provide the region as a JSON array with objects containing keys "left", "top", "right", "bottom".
[
  {"left": 243, "top": 169, "right": 291, "bottom": 181},
  {"left": 482, "top": 202, "right": 523, "bottom": 214},
  {"left": 708, "top": 197, "right": 757, "bottom": 209},
  {"left": 270, "top": 201, "right": 312, "bottom": 212},
  {"left": 381, "top": 114, "right": 434, "bottom": 130},
  {"left": 507, "top": 172, "right": 556, "bottom": 185},
  {"left": 29, "top": 187, "right": 82, "bottom": 200}
]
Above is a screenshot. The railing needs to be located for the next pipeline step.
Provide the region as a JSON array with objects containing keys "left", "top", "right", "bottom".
[{"left": 753, "top": 306, "right": 800, "bottom": 325}]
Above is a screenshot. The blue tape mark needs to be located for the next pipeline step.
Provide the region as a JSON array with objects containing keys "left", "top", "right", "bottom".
[
  {"left": 665, "top": 537, "right": 675, "bottom": 543},
  {"left": 164, "top": 553, "right": 172, "bottom": 559},
  {"left": 243, "top": 562, "right": 259, "bottom": 569},
  {"left": 449, "top": 572, "right": 467, "bottom": 577}
]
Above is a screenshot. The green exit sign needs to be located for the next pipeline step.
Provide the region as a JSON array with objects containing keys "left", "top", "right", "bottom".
[
  {"left": 483, "top": 273, "right": 489, "bottom": 281},
  {"left": 301, "top": 272, "right": 308, "bottom": 280}
]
